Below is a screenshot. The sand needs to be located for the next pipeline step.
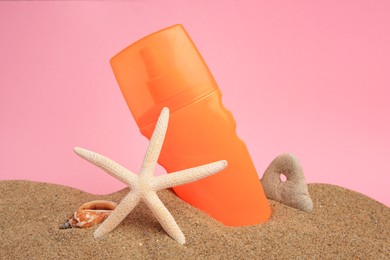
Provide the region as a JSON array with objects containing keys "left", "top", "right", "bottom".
[{"left": 0, "top": 180, "right": 389, "bottom": 259}]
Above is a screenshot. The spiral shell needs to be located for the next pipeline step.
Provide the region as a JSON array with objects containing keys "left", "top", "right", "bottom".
[{"left": 59, "top": 200, "right": 117, "bottom": 229}]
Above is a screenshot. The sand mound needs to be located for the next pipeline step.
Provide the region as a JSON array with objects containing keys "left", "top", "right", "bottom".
[{"left": 0, "top": 180, "right": 389, "bottom": 259}]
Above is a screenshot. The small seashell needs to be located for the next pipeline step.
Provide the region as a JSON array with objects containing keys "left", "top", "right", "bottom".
[
  {"left": 261, "top": 153, "right": 313, "bottom": 212},
  {"left": 59, "top": 200, "right": 117, "bottom": 229}
]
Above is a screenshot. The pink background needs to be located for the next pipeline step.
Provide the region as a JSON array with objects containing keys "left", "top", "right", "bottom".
[{"left": 1, "top": 1, "right": 389, "bottom": 207}]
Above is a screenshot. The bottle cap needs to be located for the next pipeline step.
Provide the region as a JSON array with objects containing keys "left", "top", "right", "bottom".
[{"left": 111, "top": 24, "right": 218, "bottom": 128}]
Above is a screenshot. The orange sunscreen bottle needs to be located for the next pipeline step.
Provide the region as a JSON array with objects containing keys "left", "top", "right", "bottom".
[{"left": 110, "top": 24, "right": 271, "bottom": 226}]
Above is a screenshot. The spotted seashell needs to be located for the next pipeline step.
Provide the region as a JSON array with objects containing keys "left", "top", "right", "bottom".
[{"left": 59, "top": 200, "right": 117, "bottom": 229}]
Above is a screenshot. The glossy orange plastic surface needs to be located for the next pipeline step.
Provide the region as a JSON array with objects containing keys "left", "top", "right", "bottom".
[{"left": 110, "top": 24, "right": 271, "bottom": 226}]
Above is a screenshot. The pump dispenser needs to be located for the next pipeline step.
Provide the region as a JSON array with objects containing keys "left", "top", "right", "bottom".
[{"left": 110, "top": 24, "right": 271, "bottom": 226}]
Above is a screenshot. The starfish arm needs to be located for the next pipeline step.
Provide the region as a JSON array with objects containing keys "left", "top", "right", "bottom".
[
  {"left": 152, "top": 160, "right": 228, "bottom": 191},
  {"left": 94, "top": 191, "right": 140, "bottom": 238},
  {"left": 74, "top": 147, "right": 137, "bottom": 187},
  {"left": 139, "top": 107, "right": 169, "bottom": 178},
  {"left": 143, "top": 191, "right": 186, "bottom": 244}
]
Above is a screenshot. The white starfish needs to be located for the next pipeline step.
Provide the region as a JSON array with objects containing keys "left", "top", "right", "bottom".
[{"left": 74, "top": 107, "right": 227, "bottom": 244}]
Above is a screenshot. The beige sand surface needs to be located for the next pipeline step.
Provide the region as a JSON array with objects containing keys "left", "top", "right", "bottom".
[{"left": 0, "top": 180, "right": 389, "bottom": 259}]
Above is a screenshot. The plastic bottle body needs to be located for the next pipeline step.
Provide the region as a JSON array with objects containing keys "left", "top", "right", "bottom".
[
  {"left": 110, "top": 24, "right": 271, "bottom": 226},
  {"left": 140, "top": 90, "right": 271, "bottom": 226}
]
